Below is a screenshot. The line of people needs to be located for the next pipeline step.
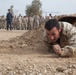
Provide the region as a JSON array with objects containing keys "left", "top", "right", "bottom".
[
  {"left": 0, "top": 10, "right": 57, "bottom": 31},
  {"left": 5, "top": 9, "right": 44, "bottom": 30}
]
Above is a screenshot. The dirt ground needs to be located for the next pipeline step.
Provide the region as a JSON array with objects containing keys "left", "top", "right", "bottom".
[
  {"left": 0, "top": 29, "right": 27, "bottom": 41},
  {"left": 0, "top": 27, "right": 76, "bottom": 75}
]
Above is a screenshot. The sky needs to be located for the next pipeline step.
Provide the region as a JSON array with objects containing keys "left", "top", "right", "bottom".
[{"left": 0, "top": 0, "right": 76, "bottom": 16}]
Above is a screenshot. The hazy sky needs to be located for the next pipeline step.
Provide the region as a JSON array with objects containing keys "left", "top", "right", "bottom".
[{"left": 0, "top": 0, "right": 76, "bottom": 16}]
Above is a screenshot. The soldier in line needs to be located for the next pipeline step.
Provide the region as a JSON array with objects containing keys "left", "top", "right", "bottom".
[
  {"left": 17, "top": 14, "right": 22, "bottom": 30},
  {"left": 13, "top": 15, "right": 18, "bottom": 30},
  {"left": 25, "top": 16, "right": 28, "bottom": 30},
  {"left": 30, "top": 16, "right": 34, "bottom": 30},
  {"left": 39, "top": 16, "right": 44, "bottom": 25},
  {"left": 33, "top": 13, "right": 40, "bottom": 29},
  {"left": 45, "top": 19, "right": 76, "bottom": 57},
  {"left": 0, "top": 15, "right": 6, "bottom": 29},
  {"left": 28, "top": 16, "right": 33, "bottom": 30},
  {"left": 22, "top": 16, "right": 28, "bottom": 30}
]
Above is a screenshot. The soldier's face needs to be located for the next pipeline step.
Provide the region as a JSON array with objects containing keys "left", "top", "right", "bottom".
[{"left": 46, "top": 27, "right": 61, "bottom": 43}]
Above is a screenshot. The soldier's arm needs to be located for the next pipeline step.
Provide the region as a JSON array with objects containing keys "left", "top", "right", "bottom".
[
  {"left": 60, "top": 34, "right": 76, "bottom": 57},
  {"left": 53, "top": 44, "right": 76, "bottom": 57},
  {"left": 60, "top": 45, "right": 75, "bottom": 57}
]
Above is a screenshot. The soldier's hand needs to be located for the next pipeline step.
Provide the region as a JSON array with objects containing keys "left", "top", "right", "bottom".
[{"left": 53, "top": 44, "right": 61, "bottom": 55}]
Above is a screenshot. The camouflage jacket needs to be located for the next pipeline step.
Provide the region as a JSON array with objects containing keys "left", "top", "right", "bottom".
[{"left": 44, "top": 22, "right": 76, "bottom": 57}]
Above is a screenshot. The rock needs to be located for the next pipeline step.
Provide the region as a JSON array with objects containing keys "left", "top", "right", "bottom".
[
  {"left": 64, "top": 69, "right": 73, "bottom": 75},
  {"left": 72, "top": 64, "right": 76, "bottom": 69},
  {"left": 6, "top": 66, "right": 12, "bottom": 70},
  {"left": 56, "top": 67, "right": 65, "bottom": 72},
  {"left": 36, "top": 73, "right": 42, "bottom": 75},
  {"left": 68, "top": 64, "right": 76, "bottom": 69}
]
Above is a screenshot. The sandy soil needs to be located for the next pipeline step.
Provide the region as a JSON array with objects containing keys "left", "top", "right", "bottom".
[
  {"left": 0, "top": 29, "right": 28, "bottom": 41},
  {"left": 0, "top": 28, "right": 76, "bottom": 75}
]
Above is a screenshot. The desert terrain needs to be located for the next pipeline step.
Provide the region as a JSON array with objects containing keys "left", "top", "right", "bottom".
[{"left": 0, "top": 26, "right": 76, "bottom": 75}]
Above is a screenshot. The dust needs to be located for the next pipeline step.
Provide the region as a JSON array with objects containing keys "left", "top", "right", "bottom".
[{"left": 0, "top": 25, "right": 49, "bottom": 54}]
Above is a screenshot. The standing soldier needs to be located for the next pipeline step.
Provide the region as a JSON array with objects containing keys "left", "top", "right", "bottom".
[
  {"left": 1, "top": 15, "right": 6, "bottom": 29},
  {"left": 33, "top": 13, "right": 40, "bottom": 29},
  {"left": 23, "top": 16, "right": 28, "bottom": 30},
  {"left": 30, "top": 16, "right": 34, "bottom": 30},
  {"left": 13, "top": 15, "right": 17, "bottom": 30},
  {"left": 17, "top": 14, "right": 22, "bottom": 30},
  {"left": 28, "top": 16, "right": 33, "bottom": 30},
  {"left": 39, "top": 16, "right": 44, "bottom": 26}
]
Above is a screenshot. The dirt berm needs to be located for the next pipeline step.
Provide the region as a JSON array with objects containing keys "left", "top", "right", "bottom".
[{"left": 0, "top": 25, "right": 49, "bottom": 54}]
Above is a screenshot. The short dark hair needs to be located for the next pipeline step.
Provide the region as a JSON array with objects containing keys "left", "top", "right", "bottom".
[
  {"left": 45, "top": 19, "right": 59, "bottom": 31},
  {"left": 8, "top": 9, "right": 10, "bottom": 11}
]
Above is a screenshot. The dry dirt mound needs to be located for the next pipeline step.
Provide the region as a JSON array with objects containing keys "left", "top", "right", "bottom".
[{"left": 0, "top": 25, "right": 49, "bottom": 54}]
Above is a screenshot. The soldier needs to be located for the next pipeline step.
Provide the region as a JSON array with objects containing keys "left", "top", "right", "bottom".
[
  {"left": 13, "top": 15, "right": 17, "bottom": 30},
  {"left": 23, "top": 16, "right": 28, "bottom": 30},
  {"left": 28, "top": 16, "right": 33, "bottom": 30},
  {"left": 1, "top": 15, "right": 6, "bottom": 29},
  {"left": 17, "top": 14, "right": 22, "bottom": 30},
  {"left": 39, "top": 16, "right": 44, "bottom": 25},
  {"left": 45, "top": 19, "right": 76, "bottom": 57},
  {"left": 33, "top": 14, "right": 40, "bottom": 29}
]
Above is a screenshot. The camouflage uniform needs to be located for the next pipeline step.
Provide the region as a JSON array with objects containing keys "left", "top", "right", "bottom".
[
  {"left": 23, "top": 16, "right": 28, "bottom": 30},
  {"left": 33, "top": 15, "right": 40, "bottom": 29},
  {"left": 28, "top": 16, "right": 33, "bottom": 30},
  {"left": 45, "top": 22, "right": 76, "bottom": 57},
  {"left": 17, "top": 15, "right": 22, "bottom": 30}
]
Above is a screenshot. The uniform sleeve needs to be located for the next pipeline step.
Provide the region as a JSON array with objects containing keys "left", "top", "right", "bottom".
[
  {"left": 60, "top": 34, "right": 76, "bottom": 57},
  {"left": 60, "top": 22, "right": 76, "bottom": 57},
  {"left": 60, "top": 45, "right": 76, "bottom": 57}
]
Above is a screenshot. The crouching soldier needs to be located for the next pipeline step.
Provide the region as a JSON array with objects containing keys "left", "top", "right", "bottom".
[{"left": 45, "top": 19, "right": 76, "bottom": 57}]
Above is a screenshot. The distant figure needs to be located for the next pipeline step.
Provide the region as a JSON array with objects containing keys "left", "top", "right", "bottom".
[
  {"left": 17, "top": 14, "right": 22, "bottom": 30},
  {"left": 6, "top": 9, "right": 13, "bottom": 30},
  {"left": 48, "top": 14, "right": 52, "bottom": 20},
  {"left": 28, "top": 16, "right": 33, "bottom": 30},
  {"left": 10, "top": 5, "right": 14, "bottom": 16},
  {"left": 33, "top": 13, "right": 40, "bottom": 29}
]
